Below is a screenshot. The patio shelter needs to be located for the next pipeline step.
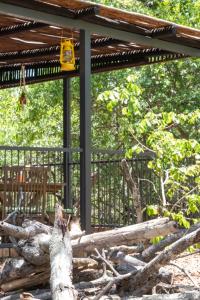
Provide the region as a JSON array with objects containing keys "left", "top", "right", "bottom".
[{"left": 0, "top": 0, "right": 199, "bottom": 232}]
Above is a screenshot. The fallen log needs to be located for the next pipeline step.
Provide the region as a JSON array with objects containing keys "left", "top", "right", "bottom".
[
  {"left": 1, "top": 270, "right": 50, "bottom": 292},
  {"left": 72, "top": 218, "right": 178, "bottom": 256},
  {"left": 141, "top": 222, "right": 200, "bottom": 262},
  {"left": 120, "top": 226, "right": 200, "bottom": 296},
  {"left": 49, "top": 203, "right": 77, "bottom": 300},
  {"left": 0, "top": 218, "right": 178, "bottom": 259}
]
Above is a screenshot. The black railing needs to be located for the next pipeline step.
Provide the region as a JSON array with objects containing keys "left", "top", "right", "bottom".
[{"left": 0, "top": 146, "right": 160, "bottom": 226}]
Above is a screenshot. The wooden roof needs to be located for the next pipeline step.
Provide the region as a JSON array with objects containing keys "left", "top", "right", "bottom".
[{"left": 0, "top": 0, "right": 199, "bottom": 88}]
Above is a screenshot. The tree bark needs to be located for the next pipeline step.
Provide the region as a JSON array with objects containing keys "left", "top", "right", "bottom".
[{"left": 49, "top": 203, "right": 77, "bottom": 300}]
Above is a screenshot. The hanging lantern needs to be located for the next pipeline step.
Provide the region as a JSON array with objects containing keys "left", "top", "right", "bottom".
[
  {"left": 19, "top": 90, "right": 27, "bottom": 106},
  {"left": 60, "top": 39, "right": 75, "bottom": 71}
]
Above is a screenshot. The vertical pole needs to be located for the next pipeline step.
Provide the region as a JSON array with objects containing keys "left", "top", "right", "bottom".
[
  {"left": 80, "top": 29, "right": 91, "bottom": 233},
  {"left": 63, "top": 76, "right": 72, "bottom": 208}
]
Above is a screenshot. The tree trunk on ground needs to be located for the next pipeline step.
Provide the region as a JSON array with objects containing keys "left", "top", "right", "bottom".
[
  {"left": 72, "top": 217, "right": 177, "bottom": 256},
  {"left": 121, "top": 159, "right": 143, "bottom": 223},
  {"left": 0, "top": 217, "right": 178, "bottom": 259},
  {"left": 35, "top": 218, "right": 177, "bottom": 256},
  {"left": 49, "top": 203, "right": 78, "bottom": 300}
]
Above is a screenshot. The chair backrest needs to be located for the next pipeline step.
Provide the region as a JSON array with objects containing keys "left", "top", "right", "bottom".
[{"left": 3, "top": 166, "right": 49, "bottom": 184}]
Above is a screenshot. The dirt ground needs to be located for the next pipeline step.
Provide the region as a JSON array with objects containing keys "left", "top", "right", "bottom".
[{"left": 165, "top": 252, "right": 200, "bottom": 288}]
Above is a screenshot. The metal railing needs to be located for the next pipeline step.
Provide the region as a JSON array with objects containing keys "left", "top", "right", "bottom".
[{"left": 0, "top": 146, "right": 159, "bottom": 226}]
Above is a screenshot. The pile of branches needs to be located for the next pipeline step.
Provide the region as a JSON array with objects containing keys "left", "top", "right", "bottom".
[{"left": 0, "top": 204, "right": 200, "bottom": 300}]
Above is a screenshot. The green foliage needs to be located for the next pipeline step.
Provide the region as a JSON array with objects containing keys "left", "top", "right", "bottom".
[
  {"left": 98, "top": 67, "right": 200, "bottom": 226},
  {"left": 150, "top": 236, "right": 163, "bottom": 245},
  {"left": 146, "top": 205, "right": 159, "bottom": 217}
]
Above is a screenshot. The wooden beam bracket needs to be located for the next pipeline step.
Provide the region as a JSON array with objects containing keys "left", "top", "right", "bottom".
[
  {"left": 73, "top": 6, "right": 99, "bottom": 19},
  {"left": 147, "top": 25, "right": 177, "bottom": 39}
]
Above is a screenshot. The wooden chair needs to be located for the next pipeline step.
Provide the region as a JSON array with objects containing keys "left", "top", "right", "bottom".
[{"left": 0, "top": 166, "right": 50, "bottom": 218}]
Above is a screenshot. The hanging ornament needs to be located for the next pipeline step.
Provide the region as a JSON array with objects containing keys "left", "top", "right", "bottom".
[
  {"left": 60, "top": 39, "right": 75, "bottom": 71},
  {"left": 18, "top": 65, "right": 27, "bottom": 107}
]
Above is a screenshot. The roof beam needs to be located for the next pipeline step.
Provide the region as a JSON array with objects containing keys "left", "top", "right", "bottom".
[
  {"left": 0, "top": 50, "right": 185, "bottom": 72},
  {"left": 0, "top": 51, "right": 186, "bottom": 89},
  {"left": 0, "top": 21, "right": 46, "bottom": 37},
  {"left": 0, "top": 1, "right": 199, "bottom": 57},
  {"left": 0, "top": 37, "right": 119, "bottom": 61}
]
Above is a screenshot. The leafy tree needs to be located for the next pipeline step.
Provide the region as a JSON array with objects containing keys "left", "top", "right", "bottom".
[{"left": 98, "top": 73, "right": 200, "bottom": 227}]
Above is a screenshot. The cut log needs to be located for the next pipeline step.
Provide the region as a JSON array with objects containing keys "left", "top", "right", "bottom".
[
  {"left": 141, "top": 222, "right": 200, "bottom": 261},
  {"left": 120, "top": 227, "right": 200, "bottom": 296},
  {"left": 72, "top": 218, "right": 178, "bottom": 256},
  {"left": 49, "top": 203, "right": 77, "bottom": 300},
  {"left": 1, "top": 270, "right": 49, "bottom": 292}
]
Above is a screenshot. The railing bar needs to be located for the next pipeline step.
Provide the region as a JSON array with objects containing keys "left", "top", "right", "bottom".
[{"left": 0, "top": 146, "right": 82, "bottom": 152}]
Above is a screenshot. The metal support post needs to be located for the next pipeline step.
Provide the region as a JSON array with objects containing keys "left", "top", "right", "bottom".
[
  {"left": 63, "top": 76, "right": 72, "bottom": 208},
  {"left": 80, "top": 29, "right": 91, "bottom": 233}
]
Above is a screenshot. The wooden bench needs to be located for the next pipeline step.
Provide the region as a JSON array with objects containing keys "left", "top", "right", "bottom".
[{"left": 0, "top": 166, "right": 63, "bottom": 218}]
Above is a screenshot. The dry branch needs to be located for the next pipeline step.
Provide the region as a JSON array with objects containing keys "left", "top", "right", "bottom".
[{"left": 121, "top": 159, "right": 143, "bottom": 223}]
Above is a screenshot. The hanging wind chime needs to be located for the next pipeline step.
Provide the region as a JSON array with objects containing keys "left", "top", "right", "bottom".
[
  {"left": 18, "top": 65, "right": 27, "bottom": 107},
  {"left": 60, "top": 32, "right": 76, "bottom": 71}
]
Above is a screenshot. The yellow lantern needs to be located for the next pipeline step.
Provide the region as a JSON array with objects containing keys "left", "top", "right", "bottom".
[{"left": 60, "top": 39, "right": 75, "bottom": 71}]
